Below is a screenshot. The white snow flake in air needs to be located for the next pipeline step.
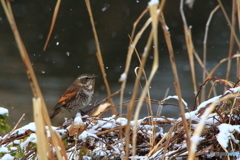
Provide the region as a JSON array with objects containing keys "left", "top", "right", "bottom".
[
  {"left": 66, "top": 52, "right": 70, "bottom": 56},
  {"left": 102, "top": 4, "right": 110, "bottom": 12}
]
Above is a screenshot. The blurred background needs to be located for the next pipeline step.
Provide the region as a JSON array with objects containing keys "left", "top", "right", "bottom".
[{"left": 0, "top": 0, "right": 237, "bottom": 126}]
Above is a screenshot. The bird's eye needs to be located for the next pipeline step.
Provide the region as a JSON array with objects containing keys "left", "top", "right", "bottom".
[{"left": 85, "top": 77, "right": 90, "bottom": 80}]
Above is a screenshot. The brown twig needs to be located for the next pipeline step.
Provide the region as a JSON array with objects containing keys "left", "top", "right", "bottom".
[
  {"left": 202, "top": 5, "right": 220, "bottom": 102},
  {"left": 84, "top": 89, "right": 121, "bottom": 115},
  {"left": 43, "top": 0, "right": 61, "bottom": 51},
  {"left": 193, "top": 77, "right": 231, "bottom": 110}
]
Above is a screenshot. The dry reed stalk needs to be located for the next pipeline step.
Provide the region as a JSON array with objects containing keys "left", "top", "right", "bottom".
[
  {"left": 218, "top": 0, "right": 240, "bottom": 82},
  {"left": 157, "top": 1, "right": 191, "bottom": 152},
  {"left": 130, "top": 8, "right": 149, "bottom": 40},
  {"left": 202, "top": 5, "right": 220, "bottom": 102},
  {"left": 225, "top": 1, "right": 236, "bottom": 82},
  {"left": 120, "top": 10, "right": 153, "bottom": 159},
  {"left": 132, "top": 2, "right": 160, "bottom": 156},
  {"left": 148, "top": 125, "right": 174, "bottom": 157},
  {"left": 180, "top": 0, "right": 199, "bottom": 109},
  {"left": 237, "top": 1, "right": 240, "bottom": 80},
  {"left": 85, "top": 0, "right": 117, "bottom": 115},
  {"left": 206, "top": 55, "right": 240, "bottom": 80},
  {"left": 43, "top": 0, "right": 61, "bottom": 51},
  {"left": 132, "top": 41, "right": 153, "bottom": 117},
  {"left": 1, "top": 1, "right": 66, "bottom": 159},
  {"left": 207, "top": 79, "right": 234, "bottom": 99},
  {"left": 192, "top": 51, "right": 216, "bottom": 97},
  {"left": 188, "top": 92, "right": 240, "bottom": 160},
  {"left": 218, "top": 0, "right": 240, "bottom": 47},
  {"left": 95, "top": 116, "right": 172, "bottom": 136},
  {"left": 33, "top": 97, "right": 50, "bottom": 160},
  {"left": 121, "top": 7, "right": 149, "bottom": 121}
]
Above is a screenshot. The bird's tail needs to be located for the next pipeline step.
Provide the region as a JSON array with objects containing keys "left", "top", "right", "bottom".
[{"left": 50, "top": 106, "right": 62, "bottom": 119}]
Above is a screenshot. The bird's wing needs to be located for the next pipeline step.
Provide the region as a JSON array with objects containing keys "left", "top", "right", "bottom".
[{"left": 57, "top": 85, "right": 80, "bottom": 105}]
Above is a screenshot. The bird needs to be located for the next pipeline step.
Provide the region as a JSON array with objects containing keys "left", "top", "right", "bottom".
[{"left": 50, "top": 74, "right": 97, "bottom": 119}]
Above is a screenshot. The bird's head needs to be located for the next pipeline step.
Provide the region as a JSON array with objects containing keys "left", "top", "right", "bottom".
[{"left": 74, "top": 74, "right": 97, "bottom": 89}]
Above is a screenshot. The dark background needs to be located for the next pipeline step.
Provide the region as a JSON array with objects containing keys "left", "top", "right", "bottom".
[{"left": 0, "top": 0, "right": 237, "bottom": 126}]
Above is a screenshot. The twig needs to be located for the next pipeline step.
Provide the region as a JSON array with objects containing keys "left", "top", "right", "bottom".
[
  {"left": 202, "top": 5, "right": 220, "bottom": 102},
  {"left": 179, "top": 0, "right": 191, "bottom": 152},
  {"left": 43, "top": 0, "right": 61, "bottom": 51},
  {"left": 84, "top": 89, "right": 121, "bottom": 114}
]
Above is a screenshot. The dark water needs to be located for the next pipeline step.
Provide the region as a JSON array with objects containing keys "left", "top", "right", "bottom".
[{"left": 0, "top": 0, "right": 237, "bottom": 126}]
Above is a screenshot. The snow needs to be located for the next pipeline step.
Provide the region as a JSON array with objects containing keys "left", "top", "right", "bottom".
[
  {"left": 96, "top": 115, "right": 117, "bottom": 129},
  {"left": 119, "top": 73, "right": 127, "bottom": 82},
  {"left": 116, "top": 117, "right": 128, "bottom": 126},
  {"left": 78, "top": 131, "right": 98, "bottom": 142},
  {"left": 101, "top": 4, "right": 110, "bottom": 12},
  {"left": 148, "top": 0, "right": 159, "bottom": 6},
  {"left": 129, "top": 156, "right": 148, "bottom": 160},
  {"left": 1, "top": 154, "right": 14, "bottom": 160},
  {"left": 20, "top": 133, "right": 37, "bottom": 150},
  {"left": 233, "top": 54, "right": 240, "bottom": 58},
  {"left": 216, "top": 124, "right": 240, "bottom": 148},
  {"left": 74, "top": 113, "right": 83, "bottom": 125},
  {"left": 130, "top": 119, "right": 143, "bottom": 127},
  {"left": 190, "top": 135, "right": 204, "bottom": 144},
  {"left": 224, "top": 86, "right": 240, "bottom": 95},
  {"left": 196, "top": 95, "right": 221, "bottom": 113},
  {"left": 66, "top": 52, "right": 70, "bottom": 56},
  {"left": 51, "top": 126, "right": 67, "bottom": 136},
  {"left": 0, "top": 107, "right": 8, "bottom": 116},
  {"left": 177, "top": 95, "right": 222, "bottom": 123},
  {"left": 205, "top": 113, "right": 220, "bottom": 125},
  {"left": 10, "top": 122, "right": 36, "bottom": 135},
  {"left": 165, "top": 95, "right": 188, "bottom": 107},
  {"left": 165, "top": 25, "right": 169, "bottom": 31},
  {"left": 13, "top": 140, "right": 20, "bottom": 144},
  {"left": 0, "top": 146, "right": 9, "bottom": 153}
]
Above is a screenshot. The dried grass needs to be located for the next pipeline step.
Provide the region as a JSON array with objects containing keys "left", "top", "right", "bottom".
[{"left": 1, "top": 0, "right": 240, "bottom": 159}]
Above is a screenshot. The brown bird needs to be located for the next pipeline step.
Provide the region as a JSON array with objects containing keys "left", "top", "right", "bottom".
[{"left": 50, "top": 74, "right": 97, "bottom": 119}]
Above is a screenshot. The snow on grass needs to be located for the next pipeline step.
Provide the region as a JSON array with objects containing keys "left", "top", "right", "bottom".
[
  {"left": 216, "top": 123, "right": 240, "bottom": 148},
  {"left": 190, "top": 135, "right": 204, "bottom": 144},
  {"left": 165, "top": 95, "right": 188, "bottom": 107},
  {"left": 10, "top": 122, "right": 36, "bottom": 135},
  {"left": 176, "top": 95, "right": 222, "bottom": 123},
  {"left": 116, "top": 117, "right": 128, "bottom": 126},
  {"left": 129, "top": 156, "right": 148, "bottom": 160},
  {"left": 74, "top": 112, "right": 83, "bottom": 125},
  {"left": 0, "top": 146, "right": 9, "bottom": 153},
  {"left": 1, "top": 154, "right": 14, "bottom": 160},
  {"left": 223, "top": 86, "right": 240, "bottom": 95},
  {"left": 78, "top": 130, "right": 98, "bottom": 142},
  {"left": 20, "top": 133, "right": 37, "bottom": 150}
]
